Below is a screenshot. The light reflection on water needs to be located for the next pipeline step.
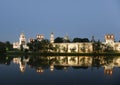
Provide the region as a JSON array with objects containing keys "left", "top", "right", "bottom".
[{"left": 0, "top": 55, "right": 120, "bottom": 85}]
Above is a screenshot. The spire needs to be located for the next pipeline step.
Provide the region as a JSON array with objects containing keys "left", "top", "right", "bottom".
[{"left": 91, "top": 36, "right": 95, "bottom": 42}]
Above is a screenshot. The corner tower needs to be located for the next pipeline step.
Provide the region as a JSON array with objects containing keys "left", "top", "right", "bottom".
[{"left": 105, "top": 34, "right": 114, "bottom": 44}]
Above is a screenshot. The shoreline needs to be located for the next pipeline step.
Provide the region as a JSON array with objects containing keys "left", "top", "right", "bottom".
[{"left": 5, "top": 51, "right": 120, "bottom": 56}]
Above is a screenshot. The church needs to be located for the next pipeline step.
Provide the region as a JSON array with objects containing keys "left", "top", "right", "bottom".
[
  {"left": 13, "top": 32, "right": 120, "bottom": 53},
  {"left": 13, "top": 33, "right": 29, "bottom": 50}
]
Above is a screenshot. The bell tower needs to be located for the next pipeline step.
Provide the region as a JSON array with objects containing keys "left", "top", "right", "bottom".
[
  {"left": 19, "top": 33, "right": 26, "bottom": 45},
  {"left": 50, "top": 32, "right": 54, "bottom": 43}
]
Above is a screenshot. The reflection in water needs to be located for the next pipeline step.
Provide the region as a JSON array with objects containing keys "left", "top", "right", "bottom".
[
  {"left": 0, "top": 54, "right": 118, "bottom": 75},
  {"left": 13, "top": 57, "right": 29, "bottom": 72},
  {"left": 10, "top": 55, "right": 120, "bottom": 75},
  {"left": 1, "top": 55, "right": 120, "bottom": 85}
]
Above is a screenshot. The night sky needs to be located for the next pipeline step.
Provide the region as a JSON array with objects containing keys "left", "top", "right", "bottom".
[{"left": 0, "top": 0, "right": 120, "bottom": 43}]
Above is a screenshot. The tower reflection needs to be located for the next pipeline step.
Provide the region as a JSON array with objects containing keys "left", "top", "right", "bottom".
[{"left": 13, "top": 56, "right": 29, "bottom": 72}]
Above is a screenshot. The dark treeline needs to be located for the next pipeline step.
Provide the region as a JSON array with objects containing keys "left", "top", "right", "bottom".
[
  {"left": 0, "top": 41, "right": 13, "bottom": 53},
  {"left": 72, "top": 38, "right": 89, "bottom": 42},
  {"left": 27, "top": 39, "right": 54, "bottom": 52},
  {"left": 54, "top": 37, "right": 89, "bottom": 43}
]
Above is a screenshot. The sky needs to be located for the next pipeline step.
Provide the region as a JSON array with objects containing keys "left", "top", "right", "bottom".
[{"left": 0, "top": 0, "right": 120, "bottom": 43}]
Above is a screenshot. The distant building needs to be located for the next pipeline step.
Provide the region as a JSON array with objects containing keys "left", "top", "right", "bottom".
[
  {"left": 51, "top": 34, "right": 120, "bottom": 53},
  {"left": 53, "top": 43, "right": 93, "bottom": 53},
  {"left": 36, "top": 34, "right": 44, "bottom": 41},
  {"left": 50, "top": 32, "right": 54, "bottom": 43},
  {"left": 105, "top": 34, "right": 114, "bottom": 45},
  {"left": 13, "top": 33, "right": 29, "bottom": 50},
  {"left": 29, "top": 38, "right": 34, "bottom": 43},
  {"left": 51, "top": 33, "right": 93, "bottom": 53},
  {"left": 102, "top": 34, "right": 120, "bottom": 52},
  {"left": 28, "top": 34, "right": 45, "bottom": 43},
  {"left": 13, "top": 32, "right": 120, "bottom": 52},
  {"left": 91, "top": 36, "right": 95, "bottom": 42}
]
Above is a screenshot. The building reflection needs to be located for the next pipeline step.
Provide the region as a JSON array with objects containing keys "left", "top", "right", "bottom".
[
  {"left": 103, "top": 57, "right": 120, "bottom": 75},
  {"left": 104, "top": 64, "right": 113, "bottom": 75},
  {"left": 50, "top": 64, "right": 54, "bottom": 71},
  {"left": 13, "top": 56, "right": 29, "bottom": 72},
  {"left": 48, "top": 56, "right": 120, "bottom": 75},
  {"left": 11, "top": 55, "right": 120, "bottom": 75},
  {"left": 36, "top": 67, "right": 44, "bottom": 73}
]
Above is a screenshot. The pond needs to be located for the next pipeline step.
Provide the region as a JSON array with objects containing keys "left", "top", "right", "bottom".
[{"left": 0, "top": 55, "right": 120, "bottom": 85}]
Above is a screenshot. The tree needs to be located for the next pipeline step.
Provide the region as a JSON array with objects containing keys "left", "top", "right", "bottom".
[
  {"left": 27, "top": 39, "right": 54, "bottom": 52},
  {"left": 54, "top": 45, "right": 60, "bottom": 52},
  {"left": 82, "top": 38, "right": 89, "bottom": 42},
  {"left": 27, "top": 43, "right": 34, "bottom": 51},
  {"left": 93, "top": 40, "right": 102, "bottom": 53},
  {"left": 41, "top": 39, "right": 49, "bottom": 52},
  {"left": 54, "top": 37, "right": 63, "bottom": 43},
  {"left": 72, "top": 38, "right": 89, "bottom": 42},
  {"left": 5, "top": 41, "right": 13, "bottom": 51},
  {"left": 20, "top": 45, "right": 24, "bottom": 51},
  {"left": 0, "top": 42, "right": 6, "bottom": 53},
  {"left": 72, "top": 38, "right": 81, "bottom": 42}
]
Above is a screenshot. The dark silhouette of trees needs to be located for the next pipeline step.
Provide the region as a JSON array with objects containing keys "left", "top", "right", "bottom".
[
  {"left": 0, "top": 55, "right": 13, "bottom": 65},
  {"left": 5, "top": 41, "right": 13, "bottom": 51},
  {"left": 27, "top": 56, "right": 49, "bottom": 71},
  {"left": 72, "top": 38, "right": 89, "bottom": 42},
  {"left": 82, "top": 38, "right": 89, "bottom": 42},
  {"left": 72, "top": 38, "right": 81, "bottom": 42},
  {"left": 0, "top": 41, "right": 14, "bottom": 54},
  {"left": 93, "top": 40, "right": 102, "bottom": 53},
  {"left": 54, "top": 37, "right": 63, "bottom": 43},
  {"left": 27, "top": 39, "right": 54, "bottom": 52},
  {"left": 0, "top": 42, "right": 6, "bottom": 53}
]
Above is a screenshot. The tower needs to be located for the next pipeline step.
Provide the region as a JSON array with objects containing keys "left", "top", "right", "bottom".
[
  {"left": 50, "top": 32, "right": 54, "bottom": 43},
  {"left": 91, "top": 36, "right": 95, "bottom": 42},
  {"left": 105, "top": 34, "right": 114, "bottom": 44},
  {"left": 19, "top": 33, "right": 26, "bottom": 45},
  {"left": 36, "top": 34, "right": 44, "bottom": 41}
]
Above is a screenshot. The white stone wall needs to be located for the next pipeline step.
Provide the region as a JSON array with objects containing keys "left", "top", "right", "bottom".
[
  {"left": 114, "top": 43, "right": 120, "bottom": 52},
  {"left": 53, "top": 43, "right": 93, "bottom": 53},
  {"left": 13, "top": 42, "right": 20, "bottom": 49}
]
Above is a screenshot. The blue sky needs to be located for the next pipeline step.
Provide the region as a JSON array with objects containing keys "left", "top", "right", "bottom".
[{"left": 0, "top": 0, "right": 120, "bottom": 43}]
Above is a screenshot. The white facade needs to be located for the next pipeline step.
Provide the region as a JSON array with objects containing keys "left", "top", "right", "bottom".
[
  {"left": 52, "top": 34, "right": 120, "bottom": 53},
  {"left": 53, "top": 43, "right": 93, "bottom": 53},
  {"left": 103, "top": 34, "right": 120, "bottom": 52},
  {"left": 13, "top": 33, "right": 29, "bottom": 50},
  {"left": 36, "top": 34, "right": 44, "bottom": 41}
]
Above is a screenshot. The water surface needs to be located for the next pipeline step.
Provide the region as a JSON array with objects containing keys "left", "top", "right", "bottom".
[{"left": 0, "top": 55, "right": 120, "bottom": 85}]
